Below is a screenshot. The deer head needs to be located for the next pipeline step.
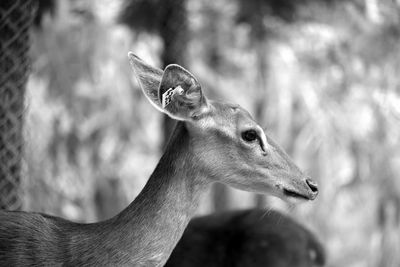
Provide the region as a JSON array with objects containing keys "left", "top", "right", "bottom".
[{"left": 128, "top": 53, "right": 318, "bottom": 201}]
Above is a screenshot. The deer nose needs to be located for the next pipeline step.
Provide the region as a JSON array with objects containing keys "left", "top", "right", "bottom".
[{"left": 306, "top": 178, "right": 319, "bottom": 199}]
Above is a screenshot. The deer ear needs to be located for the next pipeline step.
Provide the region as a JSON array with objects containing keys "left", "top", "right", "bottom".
[
  {"left": 128, "top": 52, "right": 209, "bottom": 120},
  {"left": 158, "top": 64, "right": 209, "bottom": 120},
  {"left": 128, "top": 52, "right": 164, "bottom": 112}
]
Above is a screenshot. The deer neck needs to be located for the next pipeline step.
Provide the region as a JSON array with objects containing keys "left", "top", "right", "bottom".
[{"left": 106, "top": 122, "right": 209, "bottom": 265}]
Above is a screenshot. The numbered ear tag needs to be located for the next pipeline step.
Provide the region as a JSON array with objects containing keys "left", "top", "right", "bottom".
[{"left": 162, "top": 86, "right": 184, "bottom": 108}]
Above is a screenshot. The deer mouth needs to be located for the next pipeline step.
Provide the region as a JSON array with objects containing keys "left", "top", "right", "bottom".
[{"left": 282, "top": 188, "right": 310, "bottom": 200}]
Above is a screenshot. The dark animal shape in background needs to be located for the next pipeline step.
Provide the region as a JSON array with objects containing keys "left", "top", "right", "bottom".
[{"left": 166, "top": 209, "right": 325, "bottom": 267}]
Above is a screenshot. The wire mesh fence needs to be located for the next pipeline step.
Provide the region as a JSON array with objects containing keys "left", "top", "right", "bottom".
[{"left": 0, "top": 0, "right": 36, "bottom": 210}]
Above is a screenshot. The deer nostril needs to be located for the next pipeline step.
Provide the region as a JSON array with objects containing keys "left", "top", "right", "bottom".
[{"left": 306, "top": 178, "right": 318, "bottom": 193}]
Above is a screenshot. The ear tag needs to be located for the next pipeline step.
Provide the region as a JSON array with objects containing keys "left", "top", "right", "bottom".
[{"left": 162, "top": 86, "right": 184, "bottom": 108}]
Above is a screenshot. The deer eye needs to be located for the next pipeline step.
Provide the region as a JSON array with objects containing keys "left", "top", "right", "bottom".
[{"left": 242, "top": 129, "right": 258, "bottom": 142}]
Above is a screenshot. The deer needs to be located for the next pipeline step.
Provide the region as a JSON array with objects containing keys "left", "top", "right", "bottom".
[
  {"left": 165, "top": 209, "right": 325, "bottom": 267},
  {"left": 0, "top": 53, "right": 319, "bottom": 266}
]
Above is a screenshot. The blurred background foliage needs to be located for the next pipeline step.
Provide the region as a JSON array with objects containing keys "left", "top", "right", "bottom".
[{"left": 20, "top": 0, "right": 400, "bottom": 266}]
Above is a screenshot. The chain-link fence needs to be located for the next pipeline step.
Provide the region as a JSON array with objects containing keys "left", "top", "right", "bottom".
[{"left": 0, "top": 0, "right": 36, "bottom": 210}]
